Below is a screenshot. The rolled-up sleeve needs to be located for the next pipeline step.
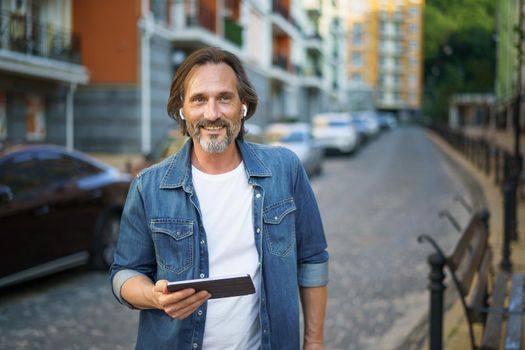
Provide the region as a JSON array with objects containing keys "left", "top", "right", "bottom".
[
  {"left": 293, "top": 156, "right": 329, "bottom": 287},
  {"left": 298, "top": 261, "right": 329, "bottom": 287},
  {"left": 110, "top": 175, "right": 156, "bottom": 306}
]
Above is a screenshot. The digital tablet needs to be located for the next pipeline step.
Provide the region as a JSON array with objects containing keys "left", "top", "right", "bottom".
[{"left": 167, "top": 274, "right": 255, "bottom": 299}]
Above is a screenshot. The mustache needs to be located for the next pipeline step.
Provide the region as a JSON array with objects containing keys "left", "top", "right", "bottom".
[{"left": 194, "top": 119, "right": 229, "bottom": 129}]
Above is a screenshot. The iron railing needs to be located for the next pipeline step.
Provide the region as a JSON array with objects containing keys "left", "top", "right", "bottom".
[{"left": 0, "top": 10, "right": 81, "bottom": 64}]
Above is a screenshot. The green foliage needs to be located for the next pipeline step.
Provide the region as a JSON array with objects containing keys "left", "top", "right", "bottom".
[{"left": 423, "top": 0, "right": 496, "bottom": 120}]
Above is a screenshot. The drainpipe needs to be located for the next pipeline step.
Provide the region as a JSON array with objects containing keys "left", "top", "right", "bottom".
[
  {"left": 66, "top": 83, "right": 76, "bottom": 150},
  {"left": 140, "top": 1, "right": 153, "bottom": 154}
]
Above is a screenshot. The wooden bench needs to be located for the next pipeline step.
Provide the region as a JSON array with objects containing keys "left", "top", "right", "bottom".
[{"left": 418, "top": 209, "right": 524, "bottom": 350}]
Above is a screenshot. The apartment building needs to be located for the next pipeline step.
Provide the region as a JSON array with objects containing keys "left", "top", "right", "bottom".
[
  {"left": 0, "top": 0, "right": 89, "bottom": 148},
  {"left": 71, "top": 0, "right": 346, "bottom": 154},
  {"left": 344, "top": 0, "right": 424, "bottom": 119}
]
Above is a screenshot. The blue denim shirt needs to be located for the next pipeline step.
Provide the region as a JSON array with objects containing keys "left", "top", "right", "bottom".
[{"left": 110, "top": 139, "right": 329, "bottom": 350}]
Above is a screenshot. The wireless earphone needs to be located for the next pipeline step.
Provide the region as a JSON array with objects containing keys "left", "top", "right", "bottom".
[
  {"left": 179, "top": 109, "right": 185, "bottom": 120},
  {"left": 242, "top": 104, "right": 247, "bottom": 118}
]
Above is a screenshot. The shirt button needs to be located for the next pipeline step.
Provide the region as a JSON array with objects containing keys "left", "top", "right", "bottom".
[
  {"left": 274, "top": 216, "right": 278, "bottom": 220},
  {"left": 255, "top": 193, "right": 261, "bottom": 199},
  {"left": 200, "top": 240, "right": 205, "bottom": 245},
  {"left": 200, "top": 273, "right": 205, "bottom": 278},
  {"left": 197, "top": 310, "right": 203, "bottom": 316},
  {"left": 256, "top": 228, "right": 261, "bottom": 233},
  {"left": 193, "top": 343, "right": 198, "bottom": 348}
]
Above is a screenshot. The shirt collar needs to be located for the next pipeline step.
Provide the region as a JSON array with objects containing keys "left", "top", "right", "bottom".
[{"left": 159, "top": 138, "right": 272, "bottom": 190}]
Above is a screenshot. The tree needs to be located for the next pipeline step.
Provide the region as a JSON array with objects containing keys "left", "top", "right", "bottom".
[{"left": 423, "top": 0, "right": 496, "bottom": 121}]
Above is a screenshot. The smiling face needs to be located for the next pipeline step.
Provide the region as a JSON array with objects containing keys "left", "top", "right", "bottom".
[{"left": 181, "top": 63, "right": 243, "bottom": 154}]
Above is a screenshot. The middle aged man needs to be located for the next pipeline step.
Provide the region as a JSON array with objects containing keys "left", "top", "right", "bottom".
[{"left": 111, "top": 47, "right": 329, "bottom": 350}]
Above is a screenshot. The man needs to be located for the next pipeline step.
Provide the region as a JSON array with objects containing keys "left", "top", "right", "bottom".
[{"left": 111, "top": 47, "right": 329, "bottom": 349}]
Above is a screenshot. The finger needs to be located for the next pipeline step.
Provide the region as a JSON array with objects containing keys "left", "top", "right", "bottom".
[
  {"left": 167, "top": 291, "right": 210, "bottom": 317},
  {"left": 153, "top": 280, "right": 169, "bottom": 293},
  {"left": 171, "top": 293, "right": 211, "bottom": 320}
]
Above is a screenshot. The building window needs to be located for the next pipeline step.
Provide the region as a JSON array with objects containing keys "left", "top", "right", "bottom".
[
  {"left": 352, "top": 52, "right": 362, "bottom": 66},
  {"left": 351, "top": 73, "right": 362, "bottom": 83},
  {"left": 26, "top": 95, "right": 45, "bottom": 141},
  {"left": 409, "top": 75, "right": 417, "bottom": 86},
  {"left": 410, "top": 41, "right": 417, "bottom": 50},
  {"left": 409, "top": 57, "right": 417, "bottom": 66},
  {"left": 353, "top": 23, "right": 363, "bottom": 44},
  {"left": 409, "top": 24, "right": 417, "bottom": 33},
  {"left": 410, "top": 6, "right": 418, "bottom": 16}
]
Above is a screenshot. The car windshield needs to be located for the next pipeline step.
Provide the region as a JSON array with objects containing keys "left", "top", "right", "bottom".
[
  {"left": 328, "top": 121, "right": 351, "bottom": 127},
  {"left": 280, "top": 131, "right": 306, "bottom": 142}
]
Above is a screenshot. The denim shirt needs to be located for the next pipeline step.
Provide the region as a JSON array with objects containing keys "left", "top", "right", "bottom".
[{"left": 110, "top": 139, "right": 329, "bottom": 350}]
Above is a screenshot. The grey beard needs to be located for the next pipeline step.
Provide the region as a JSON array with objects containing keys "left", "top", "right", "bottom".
[{"left": 199, "top": 136, "right": 230, "bottom": 153}]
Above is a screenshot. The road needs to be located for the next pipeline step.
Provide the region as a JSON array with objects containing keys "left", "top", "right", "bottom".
[{"left": 0, "top": 127, "right": 474, "bottom": 350}]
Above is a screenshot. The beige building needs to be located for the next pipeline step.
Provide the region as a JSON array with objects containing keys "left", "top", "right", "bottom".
[{"left": 343, "top": 0, "right": 424, "bottom": 118}]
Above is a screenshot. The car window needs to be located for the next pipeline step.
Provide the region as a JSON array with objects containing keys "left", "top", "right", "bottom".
[
  {"left": 0, "top": 152, "right": 45, "bottom": 197},
  {"left": 75, "top": 158, "right": 104, "bottom": 177},
  {"left": 37, "top": 150, "right": 80, "bottom": 186},
  {"left": 281, "top": 131, "right": 306, "bottom": 142}
]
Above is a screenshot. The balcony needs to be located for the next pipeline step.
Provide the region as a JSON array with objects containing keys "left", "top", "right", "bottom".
[
  {"left": 224, "top": 18, "right": 242, "bottom": 47},
  {"left": 273, "top": 0, "right": 290, "bottom": 20},
  {"left": 0, "top": 11, "right": 81, "bottom": 64},
  {"left": 272, "top": 54, "right": 289, "bottom": 71}
]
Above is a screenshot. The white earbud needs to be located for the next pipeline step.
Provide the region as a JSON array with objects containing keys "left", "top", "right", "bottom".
[
  {"left": 179, "top": 109, "right": 185, "bottom": 120},
  {"left": 242, "top": 104, "right": 247, "bottom": 118}
]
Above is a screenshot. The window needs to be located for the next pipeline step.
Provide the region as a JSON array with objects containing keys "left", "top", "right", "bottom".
[
  {"left": 37, "top": 151, "right": 79, "bottom": 187},
  {"left": 410, "top": 6, "right": 418, "bottom": 16},
  {"left": 0, "top": 152, "right": 44, "bottom": 198},
  {"left": 352, "top": 52, "right": 362, "bottom": 66},
  {"left": 409, "top": 24, "right": 417, "bottom": 33},
  {"left": 410, "top": 41, "right": 417, "bottom": 50},
  {"left": 26, "top": 95, "right": 45, "bottom": 141},
  {"left": 351, "top": 73, "right": 362, "bottom": 83},
  {"left": 352, "top": 23, "right": 363, "bottom": 44}
]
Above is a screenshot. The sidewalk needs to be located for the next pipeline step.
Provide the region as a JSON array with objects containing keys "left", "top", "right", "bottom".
[{"left": 422, "top": 130, "right": 525, "bottom": 350}]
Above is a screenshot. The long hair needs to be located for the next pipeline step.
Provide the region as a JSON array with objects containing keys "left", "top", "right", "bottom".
[{"left": 167, "top": 47, "right": 258, "bottom": 139}]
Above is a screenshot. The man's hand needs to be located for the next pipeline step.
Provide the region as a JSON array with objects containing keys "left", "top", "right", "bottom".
[
  {"left": 120, "top": 275, "right": 210, "bottom": 320},
  {"left": 151, "top": 280, "right": 211, "bottom": 320}
]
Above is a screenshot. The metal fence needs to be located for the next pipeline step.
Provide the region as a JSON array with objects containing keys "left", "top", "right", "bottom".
[{"left": 0, "top": 11, "right": 81, "bottom": 64}]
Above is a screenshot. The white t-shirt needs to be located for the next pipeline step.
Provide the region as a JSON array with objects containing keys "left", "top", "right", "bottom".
[{"left": 192, "top": 162, "right": 261, "bottom": 350}]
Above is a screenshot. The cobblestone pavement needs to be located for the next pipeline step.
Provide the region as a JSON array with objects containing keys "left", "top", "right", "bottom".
[{"left": 0, "top": 126, "right": 473, "bottom": 350}]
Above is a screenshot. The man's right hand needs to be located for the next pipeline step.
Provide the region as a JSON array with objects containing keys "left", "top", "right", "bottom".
[
  {"left": 151, "top": 280, "right": 211, "bottom": 320},
  {"left": 121, "top": 275, "right": 211, "bottom": 320}
]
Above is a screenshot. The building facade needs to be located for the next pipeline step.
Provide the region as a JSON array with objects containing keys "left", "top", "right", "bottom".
[
  {"left": 73, "top": 0, "right": 347, "bottom": 154},
  {"left": 343, "top": 0, "right": 424, "bottom": 119},
  {"left": 0, "top": 0, "right": 89, "bottom": 149}
]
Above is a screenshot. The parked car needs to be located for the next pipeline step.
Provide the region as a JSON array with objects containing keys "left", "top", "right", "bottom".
[
  {"left": 354, "top": 111, "right": 381, "bottom": 139},
  {"left": 312, "top": 113, "right": 358, "bottom": 154},
  {"left": 377, "top": 113, "right": 398, "bottom": 130},
  {"left": 265, "top": 122, "right": 323, "bottom": 177},
  {"left": 0, "top": 144, "right": 131, "bottom": 288}
]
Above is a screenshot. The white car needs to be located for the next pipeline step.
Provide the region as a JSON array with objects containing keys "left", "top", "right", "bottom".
[
  {"left": 265, "top": 122, "right": 323, "bottom": 177},
  {"left": 312, "top": 113, "right": 358, "bottom": 154}
]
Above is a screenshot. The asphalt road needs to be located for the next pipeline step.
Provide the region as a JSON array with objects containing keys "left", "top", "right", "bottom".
[{"left": 0, "top": 126, "right": 473, "bottom": 350}]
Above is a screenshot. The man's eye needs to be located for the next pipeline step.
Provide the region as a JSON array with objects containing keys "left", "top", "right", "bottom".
[
  {"left": 193, "top": 97, "right": 205, "bottom": 103},
  {"left": 219, "top": 96, "right": 231, "bottom": 102}
]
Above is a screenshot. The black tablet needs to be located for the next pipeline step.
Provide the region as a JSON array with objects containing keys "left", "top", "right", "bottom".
[{"left": 167, "top": 274, "right": 255, "bottom": 299}]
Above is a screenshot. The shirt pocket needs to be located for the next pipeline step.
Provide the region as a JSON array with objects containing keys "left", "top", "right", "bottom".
[
  {"left": 263, "top": 198, "right": 297, "bottom": 257},
  {"left": 150, "top": 219, "right": 194, "bottom": 274}
]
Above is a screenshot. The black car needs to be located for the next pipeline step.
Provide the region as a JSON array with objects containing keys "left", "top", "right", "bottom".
[{"left": 0, "top": 144, "right": 131, "bottom": 288}]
